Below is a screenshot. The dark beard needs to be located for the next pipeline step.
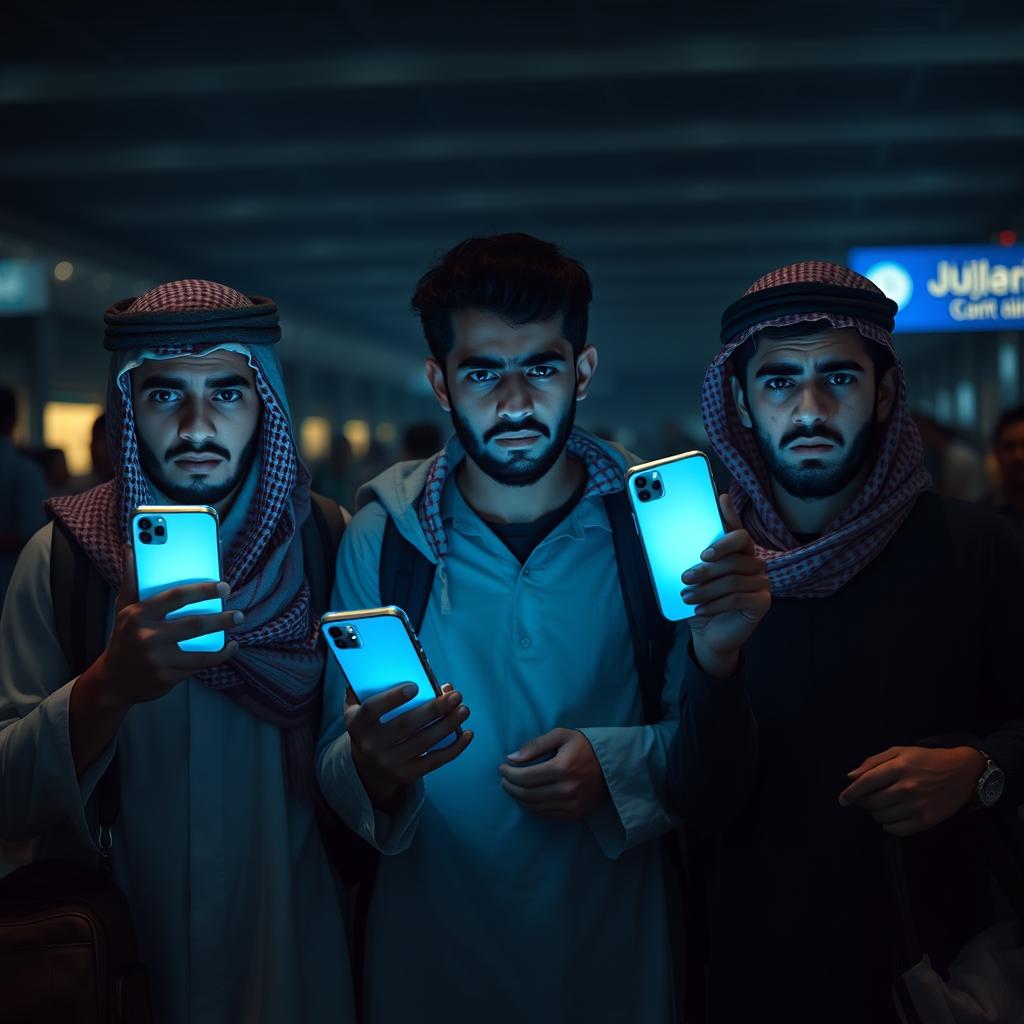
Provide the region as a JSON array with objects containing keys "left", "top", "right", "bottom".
[
  {"left": 137, "top": 432, "right": 259, "bottom": 505},
  {"left": 449, "top": 397, "right": 577, "bottom": 488},
  {"left": 752, "top": 415, "right": 878, "bottom": 500}
]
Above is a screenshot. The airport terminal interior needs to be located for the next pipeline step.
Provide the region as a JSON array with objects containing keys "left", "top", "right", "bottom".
[{"left": 2, "top": 3, "right": 1024, "bottom": 1023}]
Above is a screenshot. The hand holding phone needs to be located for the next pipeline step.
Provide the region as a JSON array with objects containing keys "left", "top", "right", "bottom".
[
  {"left": 82, "top": 547, "right": 241, "bottom": 713},
  {"left": 681, "top": 493, "right": 771, "bottom": 679},
  {"left": 322, "top": 607, "right": 473, "bottom": 811}
]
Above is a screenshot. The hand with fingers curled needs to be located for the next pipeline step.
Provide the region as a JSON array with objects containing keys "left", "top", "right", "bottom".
[
  {"left": 682, "top": 493, "right": 772, "bottom": 680},
  {"left": 346, "top": 682, "right": 473, "bottom": 813},
  {"left": 87, "top": 546, "right": 242, "bottom": 712},
  {"left": 69, "top": 546, "right": 244, "bottom": 774},
  {"left": 499, "top": 728, "right": 607, "bottom": 820},
  {"left": 838, "top": 745, "right": 987, "bottom": 836}
]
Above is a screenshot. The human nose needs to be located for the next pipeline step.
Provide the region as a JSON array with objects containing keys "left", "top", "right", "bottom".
[
  {"left": 494, "top": 373, "right": 534, "bottom": 421},
  {"left": 791, "top": 382, "right": 829, "bottom": 429},
  {"left": 178, "top": 396, "right": 216, "bottom": 444}
]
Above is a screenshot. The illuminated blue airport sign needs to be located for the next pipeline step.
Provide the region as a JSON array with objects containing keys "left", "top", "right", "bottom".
[
  {"left": 849, "top": 245, "right": 1024, "bottom": 333},
  {"left": 0, "top": 260, "right": 48, "bottom": 316}
]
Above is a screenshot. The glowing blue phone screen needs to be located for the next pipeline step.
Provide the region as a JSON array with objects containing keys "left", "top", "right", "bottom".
[
  {"left": 132, "top": 508, "right": 224, "bottom": 652},
  {"left": 628, "top": 454, "right": 725, "bottom": 622},
  {"left": 324, "top": 611, "right": 456, "bottom": 751}
]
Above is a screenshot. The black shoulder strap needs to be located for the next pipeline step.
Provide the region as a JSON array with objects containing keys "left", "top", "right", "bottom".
[
  {"left": 301, "top": 492, "right": 347, "bottom": 617},
  {"left": 48, "top": 516, "right": 121, "bottom": 850},
  {"left": 602, "top": 489, "right": 675, "bottom": 725},
  {"left": 378, "top": 512, "right": 436, "bottom": 633},
  {"left": 49, "top": 517, "right": 110, "bottom": 679}
]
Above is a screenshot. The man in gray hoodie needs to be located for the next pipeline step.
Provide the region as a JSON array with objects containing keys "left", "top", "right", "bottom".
[{"left": 317, "top": 234, "right": 686, "bottom": 1023}]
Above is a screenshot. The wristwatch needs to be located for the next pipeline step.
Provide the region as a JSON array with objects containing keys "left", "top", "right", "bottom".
[{"left": 971, "top": 750, "right": 1006, "bottom": 809}]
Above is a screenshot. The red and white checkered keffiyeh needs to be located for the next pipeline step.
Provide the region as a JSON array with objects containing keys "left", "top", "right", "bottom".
[
  {"left": 416, "top": 430, "right": 624, "bottom": 562},
  {"left": 48, "top": 280, "right": 323, "bottom": 792},
  {"left": 703, "top": 261, "right": 931, "bottom": 598}
]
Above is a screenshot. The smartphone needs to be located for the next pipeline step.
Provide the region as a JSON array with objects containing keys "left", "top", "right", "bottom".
[
  {"left": 131, "top": 505, "right": 225, "bottom": 653},
  {"left": 321, "top": 606, "right": 459, "bottom": 752},
  {"left": 625, "top": 451, "right": 726, "bottom": 622}
]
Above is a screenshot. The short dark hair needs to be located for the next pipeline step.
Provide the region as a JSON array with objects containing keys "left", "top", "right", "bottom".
[
  {"left": 994, "top": 405, "right": 1024, "bottom": 445},
  {"left": 728, "top": 321, "right": 895, "bottom": 394},
  {"left": 0, "top": 387, "right": 16, "bottom": 435},
  {"left": 411, "top": 233, "right": 593, "bottom": 363}
]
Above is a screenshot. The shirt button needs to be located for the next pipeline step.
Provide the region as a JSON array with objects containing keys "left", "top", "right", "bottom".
[
  {"left": 523, "top": 569, "right": 531, "bottom": 577},
  {"left": 520, "top": 636, "right": 532, "bottom": 649}
]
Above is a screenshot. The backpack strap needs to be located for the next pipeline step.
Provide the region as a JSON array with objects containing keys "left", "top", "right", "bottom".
[
  {"left": 49, "top": 518, "right": 110, "bottom": 681},
  {"left": 602, "top": 489, "right": 675, "bottom": 725},
  {"left": 48, "top": 517, "right": 121, "bottom": 867},
  {"left": 301, "top": 492, "right": 348, "bottom": 618},
  {"left": 378, "top": 513, "right": 436, "bottom": 633}
]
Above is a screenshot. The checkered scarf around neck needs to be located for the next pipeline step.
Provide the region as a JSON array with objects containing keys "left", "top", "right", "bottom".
[
  {"left": 47, "top": 280, "right": 323, "bottom": 795},
  {"left": 414, "top": 430, "right": 622, "bottom": 611},
  {"left": 703, "top": 261, "right": 931, "bottom": 599}
]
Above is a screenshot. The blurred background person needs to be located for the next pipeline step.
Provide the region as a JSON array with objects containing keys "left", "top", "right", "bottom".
[
  {"left": 400, "top": 421, "right": 442, "bottom": 461},
  {"left": 0, "top": 388, "right": 47, "bottom": 604},
  {"left": 992, "top": 404, "right": 1024, "bottom": 528},
  {"left": 69, "top": 413, "right": 114, "bottom": 492},
  {"left": 912, "top": 413, "right": 991, "bottom": 502},
  {"left": 311, "top": 431, "right": 357, "bottom": 509}
]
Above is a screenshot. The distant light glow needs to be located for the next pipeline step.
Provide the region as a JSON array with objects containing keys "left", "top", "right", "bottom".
[
  {"left": 300, "top": 416, "right": 331, "bottom": 461},
  {"left": 864, "top": 260, "right": 913, "bottom": 310},
  {"left": 343, "top": 419, "right": 371, "bottom": 458},
  {"left": 44, "top": 401, "right": 103, "bottom": 475},
  {"left": 999, "top": 340, "right": 1020, "bottom": 405},
  {"left": 374, "top": 421, "right": 397, "bottom": 444},
  {"left": 955, "top": 380, "right": 976, "bottom": 429},
  {"left": 53, "top": 261, "right": 74, "bottom": 282},
  {"left": 997, "top": 229, "right": 1018, "bottom": 247}
]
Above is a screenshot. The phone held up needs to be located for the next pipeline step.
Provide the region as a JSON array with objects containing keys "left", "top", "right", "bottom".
[
  {"left": 625, "top": 451, "right": 726, "bottom": 622},
  {"left": 131, "top": 505, "right": 226, "bottom": 653},
  {"left": 320, "top": 606, "right": 460, "bottom": 752}
]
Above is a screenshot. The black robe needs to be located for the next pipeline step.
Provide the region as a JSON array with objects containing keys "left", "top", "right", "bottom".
[{"left": 669, "top": 491, "right": 1024, "bottom": 1023}]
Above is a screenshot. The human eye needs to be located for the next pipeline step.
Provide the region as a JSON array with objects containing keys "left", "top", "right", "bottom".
[
  {"left": 826, "top": 373, "right": 857, "bottom": 387},
  {"left": 763, "top": 378, "right": 794, "bottom": 392},
  {"left": 213, "top": 388, "right": 243, "bottom": 403},
  {"left": 466, "top": 369, "right": 498, "bottom": 384},
  {"left": 148, "top": 389, "right": 181, "bottom": 404},
  {"left": 525, "top": 365, "right": 557, "bottom": 379}
]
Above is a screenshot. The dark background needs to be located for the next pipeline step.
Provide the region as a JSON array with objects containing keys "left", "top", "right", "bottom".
[{"left": 1, "top": 0, "right": 1022, "bottom": 458}]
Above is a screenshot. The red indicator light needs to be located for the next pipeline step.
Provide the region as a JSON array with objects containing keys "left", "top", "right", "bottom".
[{"left": 997, "top": 229, "right": 1017, "bottom": 247}]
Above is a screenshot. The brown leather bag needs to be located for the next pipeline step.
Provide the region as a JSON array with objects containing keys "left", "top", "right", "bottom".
[{"left": 0, "top": 852, "right": 151, "bottom": 1023}]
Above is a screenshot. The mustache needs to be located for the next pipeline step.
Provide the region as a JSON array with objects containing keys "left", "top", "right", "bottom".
[
  {"left": 483, "top": 419, "right": 551, "bottom": 444},
  {"left": 779, "top": 425, "right": 844, "bottom": 449},
  {"left": 165, "top": 441, "right": 231, "bottom": 462}
]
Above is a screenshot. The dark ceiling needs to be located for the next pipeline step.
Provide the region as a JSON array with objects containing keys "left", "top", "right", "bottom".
[{"left": 2, "top": 0, "right": 1023, "bottom": 430}]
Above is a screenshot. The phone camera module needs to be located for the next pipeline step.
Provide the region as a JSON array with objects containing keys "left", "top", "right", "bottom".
[
  {"left": 138, "top": 518, "right": 152, "bottom": 531},
  {"left": 139, "top": 531, "right": 152, "bottom": 544},
  {"left": 638, "top": 491, "right": 651, "bottom": 503},
  {"left": 635, "top": 476, "right": 647, "bottom": 488},
  {"left": 154, "top": 525, "right": 166, "bottom": 537},
  {"left": 328, "top": 626, "right": 343, "bottom": 640},
  {"left": 652, "top": 478, "right": 662, "bottom": 491}
]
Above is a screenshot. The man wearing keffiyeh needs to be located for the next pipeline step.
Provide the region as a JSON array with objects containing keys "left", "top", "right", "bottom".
[
  {"left": 669, "top": 261, "right": 1024, "bottom": 1022},
  {"left": 0, "top": 281, "right": 356, "bottom": 1023}
]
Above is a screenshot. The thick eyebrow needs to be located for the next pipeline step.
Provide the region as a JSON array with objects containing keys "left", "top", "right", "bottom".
[
  {"left": 754, "top": 358, "right": 868, "bottom": 379},
  {"left": 456, "top": 350, "right": 567, "bottom": 371},
  {"left": 138, "top": 373, "right": 252, "bottom": 390}
]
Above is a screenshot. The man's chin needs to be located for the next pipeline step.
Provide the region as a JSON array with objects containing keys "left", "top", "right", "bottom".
[{"left": 159, "top": 473, "right": 237, "bottom": 506}]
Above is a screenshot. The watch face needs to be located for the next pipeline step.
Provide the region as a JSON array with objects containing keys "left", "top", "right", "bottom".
[{"left": 981, "top": 767, "right": 1006, "bottom": 807}]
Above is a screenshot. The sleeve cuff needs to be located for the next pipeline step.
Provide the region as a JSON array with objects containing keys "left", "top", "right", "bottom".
[{"left": 579, "top": 725, "right": 678, "bottom": 860}]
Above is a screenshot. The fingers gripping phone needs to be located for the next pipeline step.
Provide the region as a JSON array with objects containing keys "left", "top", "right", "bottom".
[
  {"left": 321, "top": 606, "right": 460, "bottom": 752},
  {"left": 131, "top": 505, "right": 225, "bottom": 652},
  {"left": 626, "top": 451, "right": 726, "bottom": 622}
]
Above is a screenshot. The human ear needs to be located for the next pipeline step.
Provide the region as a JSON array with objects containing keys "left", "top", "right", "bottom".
[
  {"left": 425, "top": 358, "right": 450, "bottom": 413},
  {"left": 730, "top": 374, "right": 753, "bottom": 429},
  {"left": 875, "top": 365, "right": 898, "bottom": 422},
  {"left": 575, "top": 346, "right": 599, "bottom": 401}
]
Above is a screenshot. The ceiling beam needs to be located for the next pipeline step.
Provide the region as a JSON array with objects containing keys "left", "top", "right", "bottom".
[
  {"left": 2, "top": 29, "right": 1023, "bottom": 104},
  {"left": 91, "top": 169, "right": 1022, "bottom": 226},
  {"left": 3, "top": 111, "right": 1023, "bottom": 177}
]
